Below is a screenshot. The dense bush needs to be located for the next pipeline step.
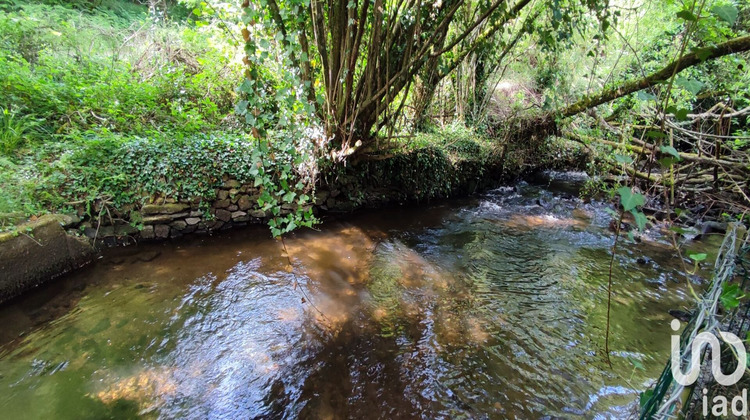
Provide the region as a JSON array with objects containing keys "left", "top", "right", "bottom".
[
  {"left": 0, "top": 1, "right": 242, "bottom": 146},
  {"left": 0, "top": 0, "right": 246, "bottom": 221}
]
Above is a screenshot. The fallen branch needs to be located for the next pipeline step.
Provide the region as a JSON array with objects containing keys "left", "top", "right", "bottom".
[
  {"left": 559, "top": 35, "right": 750, "bottom": 118},
  {"left": 564, "top": 131, "right": 748, "bottom": 170}
]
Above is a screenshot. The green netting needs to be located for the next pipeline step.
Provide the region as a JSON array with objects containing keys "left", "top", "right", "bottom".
[{"left": 639, "top": 226, "right": 749, "bottom": 419}]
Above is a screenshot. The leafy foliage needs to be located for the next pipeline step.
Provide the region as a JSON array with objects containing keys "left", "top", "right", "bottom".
[{"left": 0, "top": 2, "right": 241, "bottom": 138}]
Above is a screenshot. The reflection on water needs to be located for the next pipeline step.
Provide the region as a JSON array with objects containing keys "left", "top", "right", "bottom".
[{"left": 0, "top": 180, "right": 721, "bottom": 419}]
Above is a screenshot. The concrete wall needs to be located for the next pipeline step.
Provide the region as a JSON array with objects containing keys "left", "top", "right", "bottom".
[{"left": 0, "top": 215, "right": 94, "bottom": 303}]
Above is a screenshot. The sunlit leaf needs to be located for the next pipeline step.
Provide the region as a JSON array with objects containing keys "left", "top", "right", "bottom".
[{"left": 669, "top": 226, "right": 688, "bottom": 235}]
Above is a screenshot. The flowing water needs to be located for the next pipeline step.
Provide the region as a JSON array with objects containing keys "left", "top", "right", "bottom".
[{"left": 0, "top": 175, "right": 720, "bottom": 419}]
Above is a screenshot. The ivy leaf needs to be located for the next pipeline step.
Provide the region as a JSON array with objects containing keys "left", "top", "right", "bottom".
[
  {"left": 676, "top": 10, "right": 697, "bottom": 21},
  {"left": 675, "top": 77, "right": 704, "bottom": 96},
  {"left": 617, "top": 186, "right": 645, "bottom": 212},
  {"left": 235, "top": 100, "right": 249, "bottom": 116},
  {"left": 282, "top": 191, "right": 296, "bottom": 203},
  {"left": 689, "top": 253, "right": 707, "bottom": 262},
  {"left": 660, "top": 145, "right": 681, "bottom": 160},
  {"left": 711, "top": 4, "right": 738, "bottom": 25},
  {"left": 239, "top": 78, "right": 253, "bottom": 93}
]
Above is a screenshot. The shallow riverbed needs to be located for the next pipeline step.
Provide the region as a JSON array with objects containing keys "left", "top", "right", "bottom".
[{"left": 0, "top": 177, "right": 718, "bottom": 418}]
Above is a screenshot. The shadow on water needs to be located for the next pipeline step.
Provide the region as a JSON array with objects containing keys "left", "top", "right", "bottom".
[{"left": 0, "top": 177, "right": 723, "bottom": 419}]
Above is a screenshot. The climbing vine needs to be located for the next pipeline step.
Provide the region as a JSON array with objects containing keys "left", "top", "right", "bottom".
[{"left": 238, "top": 0, "right": 321, "bottom": 237}]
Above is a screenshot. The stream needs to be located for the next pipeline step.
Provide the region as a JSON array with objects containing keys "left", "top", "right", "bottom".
[{"left": 0, "top": 174, "right": 720, "bottom": 419}]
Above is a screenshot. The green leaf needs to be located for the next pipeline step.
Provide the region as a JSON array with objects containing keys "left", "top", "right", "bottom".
[
  {"left": 659, "top": 145, "right": 681, "bottom": 160},
  {"left": 669, "top": 226, "right": 688, "bottom": 235},
  {"left": 675, "top": 77, "right": 704, "bottom": 96},
  {"left": 629, "top": 357, "right": 645, "bottom": 371},
  {"left": 282, "top": 191, "right": 296, "bottom": 202},
  {"left": 632, "top": 210, "right": 648, "bottom": 231},
  {"left": 691, "top": 47, "right": 712, "bottom": 61},
  {"left": 640, "top": 389, "right": 655, "bottom": 408},
  {"left": 239, "top": 78, "right": 253, "bottom": 93},
  {"left": 667, "top": 106, "right": 690, "bottom": 121},
  {"left": 637, "top": 91, "right": 658, "bottom": 101},
  {"left": 689, "top": 253, "right": 707, "bottom": 262},
  {"left": 711, "top": 4, "right": 738, "bottom": 25},
  {"left": 605, "top": 207, "right": 619, "bottom": 218},
  {"left": 676, "top": 10, "right": 697, "bottom": 21},
  {"left": 658, "top": 157, "right": 678, "bottom": 168},
  {"left": 646, "top": 130, "right": 668, "bottom": 139},
  {"left": 617, "top": 186, "right": 645, "bottom": 212},
  {"left": 720, "top": 283, "right": 744, "bottom": 309},
  {"left": 614, "top": 154, "right": 633, "bottom": 164}
]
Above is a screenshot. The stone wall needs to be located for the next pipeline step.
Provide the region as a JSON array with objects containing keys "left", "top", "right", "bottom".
[
  {"left": 35, "top": 139, "right": 592, "bottom": 246},
  {"left": 68, "top": 178, "right": 276, "bottom": 245},
  {"left": 57, "top": 149, "right": 516, "bottom": 245}
]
